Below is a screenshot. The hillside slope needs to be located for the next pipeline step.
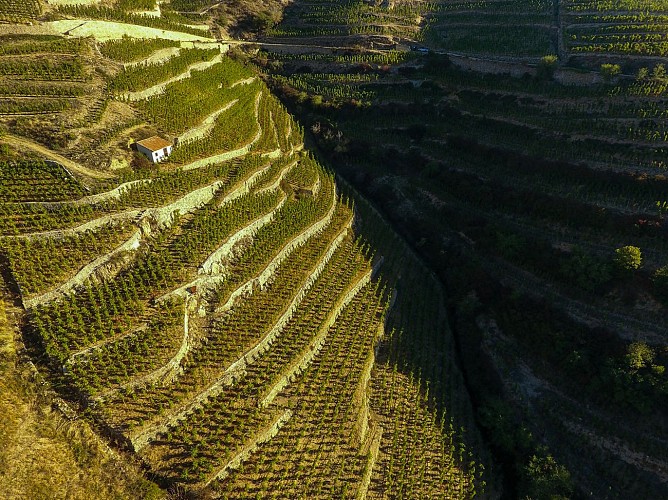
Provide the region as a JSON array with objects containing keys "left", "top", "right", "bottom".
[
  {"left": 0, "top": 3, "right": 485, "bottom": 498},
  {"left": 0, "top": 295, "right": 161, "bottom": 499},
  {"left": 252, "top": 0, "right": 668, "bottom": 498}
]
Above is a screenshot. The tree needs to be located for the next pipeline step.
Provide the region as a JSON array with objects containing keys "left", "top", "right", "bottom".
[
  {"left": 600, "top": 63, "right": 621, "bottom": 82},
  {"left": 614, "top": 245, "right": 642, "bottom": 271},
  {"left": 131, "top": 152, "right": 152, "bottom": 171},
  {"left": 248, "top": 10, "right": 281, "bottom": 32},
  {"left": 602, "top": 342, "right": 665, "bottom": 414},
  {"left": 559, "top": 247, "right": 611, "bottom": 292},
  {"left": 637, "top": 67, "right": 649, "bottom": 81},
  {"left": 537, "top": 55, "right": 558, "bottom": 80},
  {"left": 521, "top": 453, "right": 573, "bottom": 500},
  {"left": 653, "top": 63, "right": 666, "bottom": 80},
  {"left": 626, "top": 342, "right": 655, "bottom": 370}
]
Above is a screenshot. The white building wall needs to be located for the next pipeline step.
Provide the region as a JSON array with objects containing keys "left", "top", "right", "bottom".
[{"left": 137, "top": 144, "right": 172, "bottom": 163}]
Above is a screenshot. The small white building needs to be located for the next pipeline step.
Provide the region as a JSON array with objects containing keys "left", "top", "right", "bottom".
[{"left": 136, "top": 136, "right": 173, "bottom": 163}]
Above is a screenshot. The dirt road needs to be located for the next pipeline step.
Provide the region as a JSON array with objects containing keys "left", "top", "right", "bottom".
[{"left": 2, "top": 134, "right": 113, "bottom": 180}]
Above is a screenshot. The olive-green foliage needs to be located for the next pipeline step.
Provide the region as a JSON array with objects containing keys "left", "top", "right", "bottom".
[
  {"left": 559, "top": 247, "right": 612, "bottom": 292},
  {"left": 614, "top": 245, "right": 642, "bottom": 271},
  {"left": 537, "top": 54, "right": 558, "bottom": 79},
  {"left": 653, "top": 264, "right": 668, "bottom": 301},
  {"left": 600, "top": 63, "right": 621, "bottom": 82},
  {"left": 521, "top": 453, "right": 573, "bottom": 500},
  {"left": 598, "top": 342, "right": 667, "bottom": 414},
  {"left": 478, "top": 398, "right": 573, "bottom": 499},
  {"left": 626, "top": 342, "right": 656, "bottom": 370},
  {"left": 653, "top": 63, "right": 666, "bottom": 80}
]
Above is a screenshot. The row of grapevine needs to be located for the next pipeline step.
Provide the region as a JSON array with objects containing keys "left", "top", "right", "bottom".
[
  {"left": 140, "top": 233, "right": 369, "bottom": 485},
  {"left": 168, "top": 84, "right": 262, "bottom": 163},
  {"left": 56, "top": 5, "right": 212, "bottom": 38},
  {"left": 0, "top": 222, "right": 134, "bottom": 296},
  {"left": 0, "top": 203, "right": 97, "bottom": 235},
  {"left": 564, "top": 0, "right": 668, "bottom": 57},
  {"left": 97, "top": 166, "right": 339, "bottom": 434},
  {"left": 0, "top": 0, "right": 41, "bottom": 21},
  {"left": 0, "top": 57, "right": 87, "bottom": 81},
  {"left": 266, "top": 0, "right": 430, "bottom": 42},
  {"left": 0, "top": 36, "right": 87, "bottom": 56},
  {"left": 109, "top": 48, "right": 219, "bottom": 92},
  {"left": 99, "top": 36, "right": 179, "bottom": 63},
  {"left": 0, "top": 160, "right": 85, "bottom": 202},
  {"left": 0, "top": 98, "right": 73, "bottom": 116},
  {"left": 213, "top": 282, "right": 384, "bottom": 497},
  {"left": 263, "top": 49, "right": 416, "bottom": 65},
  {"left": 0, "top": 81, "right": 85, "bottom": 97},
  {"left": 136, "top": 58, "right": 254, "bottom": 133}
]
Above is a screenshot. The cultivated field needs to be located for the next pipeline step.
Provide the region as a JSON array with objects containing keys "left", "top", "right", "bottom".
[
  {"left": 0, "top": 13, "right": 482, "bottom": 499},
  {"left": 4, "top": 0, "right": 667, "bottom": 497},
  {"left": 257, "top": 1, "right": 668, "bottom": 498}
]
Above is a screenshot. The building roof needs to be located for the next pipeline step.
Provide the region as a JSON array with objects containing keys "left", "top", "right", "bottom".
[{"left": 137, "top": 136, "right": 172, "bottom": 152}]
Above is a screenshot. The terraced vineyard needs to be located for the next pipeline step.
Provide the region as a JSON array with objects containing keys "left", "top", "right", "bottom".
[
  {"left": 0, "top": 18, "right": 482, "bottom": 499},
  {"left": 429, "top": 0, "right": 557, "bottom": 57},
  {"left": 0, "top": 0, "right": 41, "bottom": 23},
  {"left": 3, "top": 0, "right": 667, "bottom": 497},
  {"left": 256, "top": 0, "right": 668, "bottom": 498},
  {"left": 264, "top": 0, "right": 433, "bottom": 46},
  {"left": 0, "top": 35, "right": 93, "bottom": 123},
  {"left": 565, "top": 0, "right": 668, "bottom": 60}
]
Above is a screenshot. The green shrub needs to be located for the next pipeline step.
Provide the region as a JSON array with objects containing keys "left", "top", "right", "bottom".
[{"left": 614, "top": 245, "right": 642, "bottom": 272}]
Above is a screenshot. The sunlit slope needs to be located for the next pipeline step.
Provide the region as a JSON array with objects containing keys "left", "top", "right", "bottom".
[
  {"left": 0, "top": 28, "right": 481, "bottom": 499},
  {"left": 0, "top": 293, "right": 162, "bottom": 499}
]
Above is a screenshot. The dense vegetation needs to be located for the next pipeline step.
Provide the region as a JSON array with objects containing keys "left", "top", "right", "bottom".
[
  {"left": 1, "top": 0, "right": 667, "bottom": 497},
  {"left": 251, "top": 0, "right": 668, "bottom": 498},
  {"left": 0, "top": 21, "right": 482, "bottom": 499}
]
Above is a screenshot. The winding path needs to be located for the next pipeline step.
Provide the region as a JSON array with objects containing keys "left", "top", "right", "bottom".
[{"left": 1, "top": 134, "right": 113, "bottom": 181}]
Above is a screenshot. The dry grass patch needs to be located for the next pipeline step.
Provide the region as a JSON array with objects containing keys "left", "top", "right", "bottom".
[{"left": 0, "top": 300, "right": 163, "bottom": 500}]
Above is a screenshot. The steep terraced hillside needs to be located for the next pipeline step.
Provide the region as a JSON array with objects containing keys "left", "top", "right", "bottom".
[
  {"left": 256, "top": 0, "right": 668, "bottom": 498},
  {"left": 0, "top": 10, "right": 483, "bottom": 499}
]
